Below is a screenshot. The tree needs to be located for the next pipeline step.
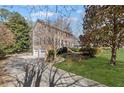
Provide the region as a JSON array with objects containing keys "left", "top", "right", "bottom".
[
  {"left": 0, "top": 24, "right": 15, "bottom": 53},
  {"left": 0, "top": 8, "right": 12, "bottom": 22},
  {"left": 54, "top": 17, "right": 72, "bottom": 31},
  {"left": 82, "top": 6, "right": 103, "bottom": 47},
  {"left": 79, "top": 33, "right": 92, "bottom": 48},
  {"left": 83, "top": 6, "right": 124, "bottom": 65},
  {"left": 6, "top": 12, "right": 31, "bottom": 53}
]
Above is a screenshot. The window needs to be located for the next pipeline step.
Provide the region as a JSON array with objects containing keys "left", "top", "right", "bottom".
[
  {"left": 44, "top": 37, "right": 46, "bottom": 44},
  {"left": 48, "top": 37, "right": 51, "bottom": 44}
]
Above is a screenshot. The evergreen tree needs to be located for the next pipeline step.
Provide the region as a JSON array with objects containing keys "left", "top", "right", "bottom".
[
  {"left": 0, "top": 8, "right": 12, "bottom": 22},
  {"left": 6, "top": 12, "right": 31, "bottom": 53}
]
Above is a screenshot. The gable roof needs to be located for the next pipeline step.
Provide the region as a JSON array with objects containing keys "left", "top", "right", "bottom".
[{"left": 34, "top": 19, "right": 73, "bottom": 35}]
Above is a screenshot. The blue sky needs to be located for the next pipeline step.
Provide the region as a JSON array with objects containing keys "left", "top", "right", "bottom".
[{"left": 0, "top": 5, "right": 85, "bottom": 37}]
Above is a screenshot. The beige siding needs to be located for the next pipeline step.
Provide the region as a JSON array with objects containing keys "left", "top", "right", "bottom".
[{"left": 33, "top": 20, "right": 79, "bottom": 55}]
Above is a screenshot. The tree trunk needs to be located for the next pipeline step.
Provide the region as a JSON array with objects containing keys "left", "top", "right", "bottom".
[
  {"left": 110, "top": 44, "right": 117, "bottom": 65},
  {"left": 110, "top": 8, "right": 117, "bottom": 66}
]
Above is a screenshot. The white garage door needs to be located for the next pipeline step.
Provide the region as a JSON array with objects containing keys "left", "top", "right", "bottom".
[{"left": 38, "top": 49, "right": 46, "bottom": 58}]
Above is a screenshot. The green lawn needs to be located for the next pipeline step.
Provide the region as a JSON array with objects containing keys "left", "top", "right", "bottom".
[{"left": 56, "top": 48, "right": 124, "bottom": 87}]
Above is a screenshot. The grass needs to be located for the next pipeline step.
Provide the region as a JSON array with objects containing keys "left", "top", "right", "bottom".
[{"left": 56, "top": 48, "right": 124, "bottom": 87}]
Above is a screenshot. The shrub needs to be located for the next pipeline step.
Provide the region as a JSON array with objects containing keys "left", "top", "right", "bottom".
[
  {"left": 57, "top": 47, "right": 68, "bottom": 55},
  {"left": 47, "top": 50, "right": 54, "bottom": 62},
  {"left": 70, "top": 48, "right": 80, "bottom": 52},
  {"left": 95, "top": 47, "right": 102, "bottom": 55},
  {"left": 102, "top": 47, "right": 111, "bottom": 50},
  {"left": 80, "top": 47, "right": 97, "bottom": 57},
  {"left": 60, "top": 53, "right": 67, "bottom": 58},
  {"left": 48, "top": 50, "right": 54, "bottom": 57}
]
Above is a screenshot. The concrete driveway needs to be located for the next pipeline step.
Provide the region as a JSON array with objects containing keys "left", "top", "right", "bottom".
[{"left": 2, "top": 54, "right": 106, "bottom": 87}]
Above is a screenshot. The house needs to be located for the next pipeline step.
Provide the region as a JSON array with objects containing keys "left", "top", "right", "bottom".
[{"left": 32, "top": 20, "right": 79, "bottom": 57}]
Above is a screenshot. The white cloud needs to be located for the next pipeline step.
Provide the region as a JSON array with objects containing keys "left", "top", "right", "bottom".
[
  {"left": 76, "top": 9, "right": 82, "bottom": 14},
  {"left": 64, "top": 17, "right": 78, "bottom": 22},
  {"left": 69, "top": 17, "right": 78, "bottom": 22},
  {"left": 31, "top": 11, "right": 56, "bottom": 17}
]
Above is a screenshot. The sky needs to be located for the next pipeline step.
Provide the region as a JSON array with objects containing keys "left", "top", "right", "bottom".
[{"left": 0, "top": 5, "right": 85, "bottom": 37}]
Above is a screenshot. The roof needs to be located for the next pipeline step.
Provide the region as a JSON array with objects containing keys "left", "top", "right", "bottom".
[{"left": 36, "top": 19, "right": 73, "bottom": 35}]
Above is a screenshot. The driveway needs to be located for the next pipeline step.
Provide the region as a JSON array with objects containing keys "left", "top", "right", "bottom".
[{"left": 2, "top": 54, "right": 106, "bottom": 87}]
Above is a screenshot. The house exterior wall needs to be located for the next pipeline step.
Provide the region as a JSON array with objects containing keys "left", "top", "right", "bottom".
[{"left": 32, "top": 20, "right": 79, "bottom": 57}]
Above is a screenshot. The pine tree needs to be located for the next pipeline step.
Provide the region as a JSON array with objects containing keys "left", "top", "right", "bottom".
[{"left": 6, "top": 12, "right": 31, "bottom": 52}]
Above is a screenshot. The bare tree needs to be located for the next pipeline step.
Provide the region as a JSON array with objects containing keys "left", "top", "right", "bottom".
[
  {"left": 54, "top": 17, "right": 72, "bottom": 31},
  {"left": 0, "top": 24, "right": 15, "bottom": 50}
]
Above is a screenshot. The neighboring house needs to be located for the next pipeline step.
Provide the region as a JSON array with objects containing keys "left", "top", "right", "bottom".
[{"left": 32, "top": 20, "right": 79, "bottom": 57}]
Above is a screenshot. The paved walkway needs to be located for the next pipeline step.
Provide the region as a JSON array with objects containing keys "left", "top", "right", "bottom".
[{"left": 2, "top": 54, "right": 106, "bottom": 87}]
